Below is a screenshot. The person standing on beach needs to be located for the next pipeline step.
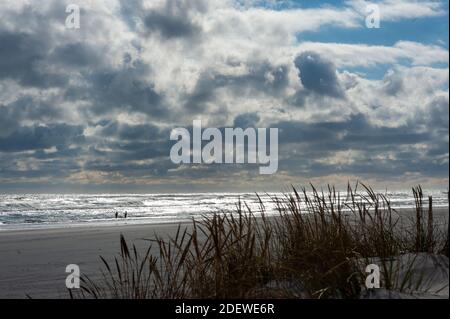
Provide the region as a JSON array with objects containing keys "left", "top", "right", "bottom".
[
  {"left": 124, "top": 211, "right": 128, "bottom": 219},
  {"left": 115, "top": 211, "right": 118, "bottom": 219}
]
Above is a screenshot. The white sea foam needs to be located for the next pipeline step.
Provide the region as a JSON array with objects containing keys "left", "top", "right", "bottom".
[{"left": 0, "top": 191, "right": 447, "bottom": 230}]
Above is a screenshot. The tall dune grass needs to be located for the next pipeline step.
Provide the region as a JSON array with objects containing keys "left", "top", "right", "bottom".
[{"left": 75, "top": 183, "right": 448, "bottom": 299}]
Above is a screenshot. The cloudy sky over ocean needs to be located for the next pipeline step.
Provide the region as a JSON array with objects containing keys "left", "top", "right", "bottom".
[{"left": 0, "top": 0, "right": 448, "bottom": 193}]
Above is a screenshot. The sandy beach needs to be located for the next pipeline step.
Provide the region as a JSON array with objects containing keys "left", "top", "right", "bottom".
[
  {"left": 0, "top": 208, "right": 448, "bottom": 299},
  {"left": 0, "top": 222, "right": 193, "bottom": 298}
]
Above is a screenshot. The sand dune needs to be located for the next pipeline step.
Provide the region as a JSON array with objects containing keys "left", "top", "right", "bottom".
[{"left": 0, "top": 208, "right": 448, "bottom": 299}]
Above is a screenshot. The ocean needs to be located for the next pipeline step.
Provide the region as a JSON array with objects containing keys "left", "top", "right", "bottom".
[{"left": 0, "top": 190, "right": 448, "bottom": 230}]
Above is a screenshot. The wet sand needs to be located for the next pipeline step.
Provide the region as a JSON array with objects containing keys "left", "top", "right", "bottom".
[{"left": 0, "top": 222, "right": 191, "bottom": 298}]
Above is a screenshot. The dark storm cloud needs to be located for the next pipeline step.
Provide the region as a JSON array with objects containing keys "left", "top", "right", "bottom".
[
  {"left": 83, "top": 121, "right": 172, "bottom": 174},
  {"left": 0, "top": 152, "right": 81, "bottom": 179},
  {"left": 87, "top": 121, "right": 171, "bottom": 162},
  {"left": 97, "top": 121, "right": 166, "bottom": 141},
  {"left": 275, "top": 114, "right": 431, "bottom": 150},
  {"left": 32, "top": 146, "right": 83, "bottom": 159},
  {"left": 294, "top": 51, "right": 344, "bottom": 98},
  {"left": 0, "top": 96, "right": 66, "bottom": 140},
  {"left": 233, "top": 113, "right": 260, "bottom": 128},
  {"left": 144, "top": 11, "right": 200, "bottom": 38},
  {"left": 85, "top": 109, "right": 447, "bottom": 181},
  {"left": 143, "top": 0, "right": 206, "bottom": 39},
  {"left": 0, "top": 124, "right": 85, "bottom": 152},
  {"left": 382, "top": 71, "right": 404, "bottom": 96},
  {"left": 112, "top": 141, "right": 171, "bottom": 160},
  {"left": 77, "top": 59, "right": 165, "bottom": 117},
  {"left": 51, "top": 42, "right": 102, "bottom": 68},
  {"left": 185, "top": 61, "right": 289, "bottom": 113},
  {"left": 300, "top": 158, "right": 448, "bottom": 178},
  {"left": 119, "top": 0, "right": 205, "bottom": 39},
  {"left": 184, "top": 72, "right": 216, "bottom": 113},
  {"left": 272, "top": 112, "right": 448, "bottom": 178},
  {"left": 83, "top": 151, "right": 177, "bottom": 178},
  {"left": 0, "top": 0, "right": 447, "bottom": 189},
  {"left": 426, "top": 142, "right": 449, "bottom": 157},
  {"left": 0, "top": 31, "right": 66, "bottom": 88},
  {"left": 223, "top": 61, "right": 290, "bottom": 94},
  {"left": 1, "top": 96, "right": 64, "bottom": 133},
  {"left": 424, "top": 95, "right": 449, "bottom": 130},
  {"left": 87, "top": 141, "right": 170, "bottom": 164},
  {"left": 119, "top": 0, "right": 145, "bottom": 30},
  {"left": 0, "top": 2, "right": 166, "bottom": 119},
  {"left": 420, "top": 95, "right": 449, "bottom": 158}
]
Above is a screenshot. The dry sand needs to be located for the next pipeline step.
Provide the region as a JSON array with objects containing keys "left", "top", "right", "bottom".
[
  {"left": 0, "top": 208, "right": 448, "bottom": 299},
  {"left": 0, "top": 222, "right": 192, "bottom": 298}
]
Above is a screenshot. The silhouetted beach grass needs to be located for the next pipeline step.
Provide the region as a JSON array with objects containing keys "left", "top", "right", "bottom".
[{"left": 75, "top": 183, "right": 449, "bottom": 299}]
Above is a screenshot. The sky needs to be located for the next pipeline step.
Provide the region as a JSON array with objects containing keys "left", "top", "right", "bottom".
[{"left": 0, "top": 0, "right": 448, "bottom": 193}]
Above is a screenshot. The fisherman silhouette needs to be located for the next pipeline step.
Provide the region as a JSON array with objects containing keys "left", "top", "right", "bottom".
[{"left": 115, "top": 211, "right": 118, "bottom": 219}]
